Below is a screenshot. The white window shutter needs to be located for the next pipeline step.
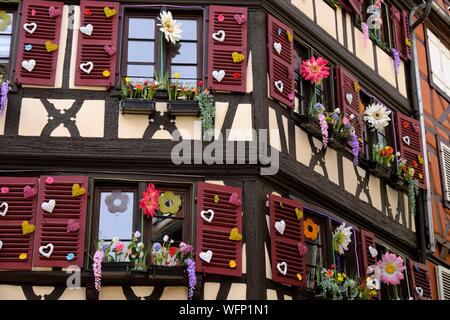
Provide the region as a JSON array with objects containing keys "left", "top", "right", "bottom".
[
  {"left": 440, "top": 142, "right": 450, "bottom": 202},
  {"left": 436, "top": 265, "right": 450, "bottom": 300}
]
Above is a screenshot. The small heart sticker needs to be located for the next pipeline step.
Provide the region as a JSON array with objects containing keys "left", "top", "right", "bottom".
[
  {"left": 232, "top": 52, "right": 245, "bottom": 63},
  {"left": 273, "top": 42, "right": 282, "bottom": 55},
  {"left": 277, "top": 261, "right": 287, "bottom": 275},
  {"left": 274, "top": 80, "right": 284, "bottom": 93},
  {"left": 275, "top": 220, "right": 286, "bottom": 235},
  {"left": 228, "top": 193, "right": 241, "bottom": 206},
  {"left": 67, "top": 219, "right": 80, "bottom": 233},
  {"left": 403, "top": 136, "right": 411, "bottom": 146},
  {"left": 66, "top": 253, "right": 75, "bottom": 261},
  {"left": 415, "top": 286, "right": 424, "bottom": 297},
  {"left": 298, "top": 242, "right": 308, "bottom": 256},
  {"left": 200, "top": 209, "right": 214, "bottom": 223},
  {"left": 22, "top": 221, "right": 35, "bottom": 235},
  {"left": 212, "top": 30, "right": 225, "bottom": 42},
  {"left": 72, "top": 184, "right": 86, "bottom": 197},
  {"left": 368, "top": 246, "right": 378, "bottom": 258},
  {"left": 217, "top": 15, "right": 225, "bottom": 22},
  {"left": 229, "top": 228, "right": 243, "bottom": 241},
  {"left": 41, "top": 199, "right": 56, "bottom": 213},
  {"left": 346, "top": 93, "right": 353, "bottom": 105},
  {"left": 0, "top": 202, "right": 8, "bottom": 217},
  {"left": 199, "top": 250, "right": 213, "bottom": 263},
  {"left": 104, "top": 7, "right": 117, "bottom": 18},
  {"left": 295, "top": 208, "right": 303, "bottom": 220},
  {"left": 212, "top": 70, "right": 225, "bottom": 82},
  {"left": 39, "top": 243, "right": 54, "bottom": 258},
  {"left": 45, "top": 40, "right": 59, "bottom": 53},
  {"left": 23, "top": 23, "right": 37, "bottom": 34},
  {"left": 213, "top": 195, "right": 220, "bottom": 203},
  {"left": 23, "top": 185, "right": 37, "bottom": 199},
  {"left": 234, "top": 14, "right": 247, "bottom": 25},
  {"left": 45, "top": 177, "right": 54, "bottom": 184}
]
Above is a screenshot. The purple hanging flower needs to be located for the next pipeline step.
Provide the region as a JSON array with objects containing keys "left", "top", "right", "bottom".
[
  {"left": 93, "top": 250, "right": 104, "bottom": 291},
  {"left": 392, "top": 48, "right": 400, "bottom": 74},
  {"left": 362, "top": 22, "right": 369, "bottom": 44},
  {"left": 185, "top": 258, "right": 196, "bottom": 300},
  {"left": 0, "top": 81, "right": 8, "bottom": 113},
  {"left": 349, "top": 130, "right": 360, "bottom": 166},
  {"left": 318, "top": 113, "right": 329, "bottom": 147}
]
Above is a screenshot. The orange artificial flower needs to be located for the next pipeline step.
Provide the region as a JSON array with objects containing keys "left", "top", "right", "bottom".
[
  {"left": 136, "top": 83, "right": 143, "bottom": 90},
  {"left": 384, "top": 146, "right": 394, "bottom": 156},
  {"left": 412, "top": 160, "right": 418, "bottom": 169},
  {"left": 304, "top": 218, "right": 319, "bottom": 241}
]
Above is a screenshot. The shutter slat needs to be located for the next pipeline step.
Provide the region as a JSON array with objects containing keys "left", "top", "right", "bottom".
[
  {"left": 0, "top": 177, "right": 38, "bottom": 270},
  {"left": 208, "top": 6, "right": 248, "bottom": 92},
  {"left": 75, "top": 0, "right": 119, "bottom": 87},
  {"left": 269, "top": 194, "right": 306, "bottom": 287},
  {"left": 396, "top": 113, "right": 426, "bottom": 188},
  {"left": 347, "top": 0, "right": 364, "bottom": 19},
  {"left": 33, "top": 176, "right": 88, "bottom": 268},
  {"left": 409, "top": 261, "right": 432, "bottom": 300},
  {"left": 15, "top": 0, "right": 63, "bottom": 86},
  {"left": 268, "top": 15, "right": 295, "bottom": 108},
  {"left": 196, "top": 182, "right": 243, "bottom": 277},
  {"left": 437, "top": 266, "right": 450, "bottom": 300},
  {"left": 391, "top": 6, "right": 411, "bottom": 61}
]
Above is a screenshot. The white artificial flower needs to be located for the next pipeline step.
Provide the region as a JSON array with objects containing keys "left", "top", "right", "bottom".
[
  {"left": 349, "top": 114, "right": 355, "bottom": 120},
  {"left": 134, "top": 231, "right": 141, "bottom": 238},
  {"left": 364, "top": 103, "right": 391, "bottom": 132},
  {"left": 334, "top": 108, "right": 340, "bottom": 114},
  {"left": 333, "top": 222, "right": 353, "bottom": 255},
  {"left": 157, "top": 11, "right": 182, "bottom": 44},
  {"left": 396, "top": 152, "right": 401, "bottom": 157},
  {"left": 112, "top": 237, "right": 119, "bottom": 243},
  {"left": 138, "top": 242, "right": 144, "bottom": 249},
  {"left": 163, "top": 235, "right": 169, "bottom": 242},
  {"left": 170, "top": 239, "right": 174, "bottom": 244}
]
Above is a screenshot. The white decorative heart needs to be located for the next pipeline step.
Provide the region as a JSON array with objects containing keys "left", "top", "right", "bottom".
[
  {"left": 275, "top": 80, "right": 284, "bottom": 93},
  {"left": 212, "top": 70, "right": 225, "bottom": 82},
  {"left": 212, "top": 30, "right": 225, "bottom": 42},
  {"left": 368, "top": 246, "right": 378, "bottom": 258},
  {"left": 39, "top": 243, "right": 54, "bottom": 258},
  {"left": 23, "top": 22, "right": 37, "bottom": 34},
  {"left": 41, "top": 199, "right": 56, "bottom": 213},
  {"left": 0, "top": 240, "right": 3, "bottom": 250},
  {"left": 22, "top": 59, "right": 36, "bottom": 72},
  {"left": 415, "top": 286, "right": 424, "bottom": 297},
  {"left": 346, "top": 93, "right": 353, "bottom": 105},
  {"left": 200, "top": 209, "right": 214, "bottom": 223},
  {"left": 273, "top": 42, "right": 282, "bottom": 55},
  {"left": 80, "top": 62, "right": 94, "bottom": 74},
  {"left": 80, "top": 24, "right": 93, "bottom": 36},
  {"left": 199, "top": 250, "right": 213, "bottom": 263},
  {"left": 277, "top": 261, "right": 287, "bottom": 275},
  {"left": 275, "top": 220, "right": 286, "bottom": 235},
  {"left": 0, "top": 202, "right": 8, "bottom": 217},
  {"left": 403, "top": 136, "right": 411, "bottom": 146}
]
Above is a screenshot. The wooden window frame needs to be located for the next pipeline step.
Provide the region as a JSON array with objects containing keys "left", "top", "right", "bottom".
[
  {"left": 120, "top": 8, "right": 203, "bottom": 86},
  {"left": 0, "top": 4, "right": 18, "bottom": 81}
]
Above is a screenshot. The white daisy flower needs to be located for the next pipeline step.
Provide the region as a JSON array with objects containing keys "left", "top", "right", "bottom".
[
  {"left": 364, "top": 103, "right": 391, "bottom": 132},
  {"left": 157, "top": 11, "right": 182, "bottom": 44},
  {"left": 333, "top": 222, "right": 353, "bottom": 255}
]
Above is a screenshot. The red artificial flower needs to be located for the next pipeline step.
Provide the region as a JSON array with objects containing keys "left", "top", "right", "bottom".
[
  {"left": 300, "top": 56, "right": 330, "bottom": 84},
  {"left": 412, "top": 160, "right": 418, "bottom": 169},
  {"left": 402, "top": 121, "right": 409, "bottom": 129},
  {"left": 232, "top": 72, "right": 241, "bottom": 79},
  {"left": 139, "top": 184, "right": 161, "bottom": 218},
  {"left": 169, "top": 246, "right": 178, "bottom": 257},
  {"left": 84, "top": 9, "right": 92, "bottom": 16},
  {"left": 330, "top": 264, "right": 335, "bottom": 270},
  {"left": 144, "top": 80, "right": 149, "bottom": 86},
  {"left": 198, "top": 81, "right": 204, "bottom": 87}
]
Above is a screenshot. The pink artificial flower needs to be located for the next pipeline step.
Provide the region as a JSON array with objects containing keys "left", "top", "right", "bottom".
[
  {"left": 361, "top": 22, "right": 369, "bottom": 43},
  {"left": 179, "top": 242, "right": 193, "bottom": 254},
  {"left": 115, "top": 241, "right": 125, "bottom": 253},
  {"left": 1, "top": 187, "right": 9, "bottom": 194},
  {"left": 343, "top": 117, "right": 350, "bottom": 126},
  {"left": 139, "top": 184, "right": 161, "bottom": 218},
  {"left": 300, "top": 56, "right": 330, "bottom": 84},
  {"left": 377, "top": 252, "right": 406, "bottom": 285},
  {"left": 134, "top": 230, "right": 141, "bottom": 238}
]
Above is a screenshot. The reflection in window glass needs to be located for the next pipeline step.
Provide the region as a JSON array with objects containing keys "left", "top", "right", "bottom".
[
  {"left": 127, "top": 64, "right": 154, "bottom": 79},
  {"left": 304, "top": 216, "right": 323, "bottom": 289},
  {"left": 179, "top": 20, "right": 197, "bottom": 40},
  {"left": 127, "top": 41, "right": 155, "bottom": 63},
  {"left": 151, "top": 217, "right": 183, "bottom": 244},
  {"left": 128, "top": 18, "right": 155, "bottom": 39},
  {"left": 98, "top": 191, "right": 134, "bottom": 241},
  {"left": 172, "top": 42, "right": 197, "bottom": 64},
  {"left": 0, "top": 13, "right": 13, "bottom": 65}
]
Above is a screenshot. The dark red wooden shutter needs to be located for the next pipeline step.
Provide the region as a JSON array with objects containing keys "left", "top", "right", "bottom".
[
  {"left": 14, "top": 0, "right": 63, "bottom": 86},
  {"left": 347, "top": 0, "right": 364, "bottom": 19},
  {"left": 75, "top": 0, "right": 119, "bottom": 87},
  {"left": 269, "top": 194, "right": 306, "bottom": 287},
  {"left": 391, "top": 6, "right": 411, "bottom": 61},
  {"left": 396, "top": 113, "right": 426, "bottom": 188},
  {"left": 408, "top": 261, "right": 432, "bottom": 300},
  {"left": 336, "top": 66, "right": 365, "bottom": 156},
  {"left": 0, "top": 177, "right": 38, "bottom": 270},
  {"left": 268, "top": 15, "right": 295, "bottom": 108},
  {"left": 33, "top": 176, "right": 88, "bottom": 268},
  {"left": 358, "top": 229, "right": 377, "bottom": 275},
  {"left": 207, "top": 6, "right": 248, "bottom": 92},
  {"left": 195, "top": 182, "right": 243, "bottom": 277}
]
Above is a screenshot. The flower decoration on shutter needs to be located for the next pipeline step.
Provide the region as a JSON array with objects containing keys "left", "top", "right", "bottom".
[
  {"left": 408, "top": 261, "right": 432, "bottom": 300},
  {"left": 390, "top": 6, "right": 412, "bottom": 61},
  {"left": 33, "top": 176, "right": 88, "bottom": 268},
  {"left": 208, "top": 6, "right": 248, "bottom": 92},
  {"left": 268, "top": 15, "right": 295, "bottom": 108},
  {"left": 396, "top": 113, "right": 426, "bottom": 189},
  {"left": 14, "top": 0, "right": 63, "bottom": 86},
  {"left": 196, "top": 182, "right": 243, "bottom": 277},
  {"left": 336, "top": 66, "right": 365, "bottom": 157},
  {"left": 269, "top": 194, "right": 306, "bottom": 287},
  {"left": 0, "top": 177, "right": 38, "bottom": 270},
  {"left": 75, "top": 0, "right": 119, "bottom": 87}
]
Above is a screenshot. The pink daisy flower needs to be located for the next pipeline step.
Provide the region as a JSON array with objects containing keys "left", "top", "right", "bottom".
[
  {"left": 377, "top": 252, "right": 406, "bottom": 285},
  {"left": 139, "top": 184, "right": 161, "bottom": 218},
  {"left": 300, "top": 56, "right": 330, "bottom": 84}
]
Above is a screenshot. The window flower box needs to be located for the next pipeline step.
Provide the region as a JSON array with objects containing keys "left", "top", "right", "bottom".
[
  {"left": 368, "top": 160, "right": 392, "bottom": 180},
  {"left": 167, "top": 100, "right": 200, "bottom": 117},
  {"left": 120, "top": 99, "right": 156, "bottom": 115},
  {"left": 102, "top": 261, "right": 131, "bottom": 272},
  {"left": 150, "top": 265, "right": 186, "bottom": 278},
  {"left": 328, "top": 131, "right": 348, "bottom": 151},
  {"left": 388, "top": 174, "right": 409, "bottom": 192}
]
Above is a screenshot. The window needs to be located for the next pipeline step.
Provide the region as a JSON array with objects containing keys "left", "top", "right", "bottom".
[
  {"left": 294, "top": 42, "right": 336, "bottom": 115},
  {"left": 375, "top": 243, "right": 411, "bottom": 299},
  {"left": 122, "top": 10, "right": 202, "bottom": 87},
  {"left": 427, "top": 29, "right": 450, "bottom": 98},
  {"left": 303, "top": 213, "right": 325, "bottom": 289},
  {"left": 0, "top": 8, "right": 15, "bottom": 80},
  {"left": 91, "top": 181, "right": 192, "bottom": 266},
  {"left": 363, "top": 0, "right": 392, "bottom": 50}
]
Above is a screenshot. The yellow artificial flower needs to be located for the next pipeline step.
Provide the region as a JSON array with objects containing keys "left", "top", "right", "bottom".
[
  {"left": 369, "top": 289, "right": 378, "bottom": 297},
  {"left": 19, "top": 253, "right": 27, "bottom": 260},
  {"left": 125, "top": 77, "right": 131, "bottom": 83},
  {"left": 174, "top": 72, "right": 181, "bottom": 79},
  {"left": 229, "top": 260, "right": 237, "bottom": 268},
  {"left": 337, "top": 273, "right": 345, "bottom": 282}
]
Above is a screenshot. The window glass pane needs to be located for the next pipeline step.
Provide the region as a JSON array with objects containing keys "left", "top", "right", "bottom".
[
  {"left": 128, "top": 18, "right": 155, "bottom": 39},
  {"left": 98, "top": 191, "right": 134, "bottom": 241},
  {"left": 170, "top": 65, "right": 197, "bottom": 79},
  {"left": 179, "top": 20, "right": 197, "bottom": 40},
  {"left": 172, "top": 42, "right": 197, "bottom": 64},
  {"left": 151, "top": 217, "right": 183, "bottom": 243},
  {"left": 127, "top": 41, "right": 154, "bottom": 63},
  {"left": 0, "top": 35, "right": 11, "bottom": 59},
  {"left": 127, "top": 64, "right": 154, "bottom": 78},
  {"left": 0, "top": 13, "right": 13, "bottom": 35}
]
